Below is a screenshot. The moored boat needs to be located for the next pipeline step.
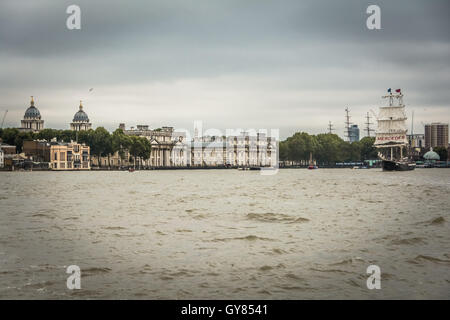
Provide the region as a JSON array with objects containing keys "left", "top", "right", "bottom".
[{"left": 308, "top": 152, "right": 318, "bottom": 169}]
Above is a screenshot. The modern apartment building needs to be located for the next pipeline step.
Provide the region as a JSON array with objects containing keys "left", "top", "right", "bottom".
[
  {"left": 348, "top": 125, "right": 360, "bottom": 142},
  {"left": 425, "top": 123, "right": 449, "bottom": 149}
]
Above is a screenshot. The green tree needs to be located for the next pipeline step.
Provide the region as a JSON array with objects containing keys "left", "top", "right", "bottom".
[
  {"left": 1, "top": 128, "right": 20, "bottom": 146},
  {"left": 433, "top": 146, "right": 448, "bottom": 161},
  {"left": 129, "top": 136, "right": 151, "bottom": 168},
  {"left": 340, "top": 141, "right": 361, "bottom": 162},
  {"left": 140, "top": 138, "right": 152, "bottom": 161},
  {"left": 60, "top": 130, "right": 76, "bottom": 142},
  {"left": 111, "top": 128, "right": 131, "bottom": 163},
  {"left": 15, "top": 131, "right": 34, "bottom": 152},
  {"left": 0, "top": 128, "right": 35, "bottom": 152},
  {"left": 77, "top": 129, "right": 94, "bottom": 147},
  {"left": 359, "top": 136, "right": 377, "bottom": 160},
  {"left": 36, "top": 128, "right": 62, "bottom": 141},
  {"left": 279, "top": 140, "right": 289, "bottom": 161},
  {"left": 279, "top": 131, "right": 371, "bottom": 165},
  {"left": 315, "top": 133, "right": 343, "bottom": 164},
  {"left": 286, "top": 132, "right": 315, "bottom": 163},
  {"left": 90, "top": 127, "right": 111, "bottom": 168}
]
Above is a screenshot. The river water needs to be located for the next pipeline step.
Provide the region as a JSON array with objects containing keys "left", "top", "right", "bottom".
[{"left": 0, "top": 169, "right": 449, "bottom": 299}]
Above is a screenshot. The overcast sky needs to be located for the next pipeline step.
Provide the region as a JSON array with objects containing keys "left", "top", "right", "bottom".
[{"left": 0, "top": 0, "right": 449, "bottom": 138}]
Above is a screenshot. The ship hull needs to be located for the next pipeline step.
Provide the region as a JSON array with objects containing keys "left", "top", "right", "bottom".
[{"left": 382, "top": 160, "right": 415, "bottom": 171}]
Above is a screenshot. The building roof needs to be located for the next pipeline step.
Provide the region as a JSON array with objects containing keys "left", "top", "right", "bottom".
[
  {"left": 24, "top": 96, "right": 41, "bottom": 119},
  {"left": 0, "top": 143, "right": 16, "bottom": 148},
  {"left": 73, "top": 101, "right": 90, "bottom": 122},
  {"left": 423, "top": 150, "right": 440, "bottom": 160}
]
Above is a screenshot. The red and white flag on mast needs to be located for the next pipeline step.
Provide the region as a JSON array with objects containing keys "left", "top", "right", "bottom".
[{"left": 395, "top": 89, "right": 401, "bottom": 93}]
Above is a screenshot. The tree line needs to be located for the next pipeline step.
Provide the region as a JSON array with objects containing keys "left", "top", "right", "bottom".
[
  {"left": 279, "top": 132, "right": 378, "bottom": 164},
  {"left": 0, "top": 127, "right": 151, "bottom": 167},
  {"left": 432, "top": 147, "right": 448, "bottom": 161},
  {"left": 3, "top": 127, "right": 427, "bottom": 166}
]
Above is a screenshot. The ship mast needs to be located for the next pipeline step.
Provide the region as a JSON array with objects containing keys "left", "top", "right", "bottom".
[
  {"left": 365, "top": 112, "right": 374, "bottom": 137},
  {"left": 327, "top": 121, "right": 334, "bottom": 134},
  {"left": 344, "top": 107, "right": 352, "bottom": 142},
  {"left": 375, "top": 89, "right": 408, "bottom": 161}
]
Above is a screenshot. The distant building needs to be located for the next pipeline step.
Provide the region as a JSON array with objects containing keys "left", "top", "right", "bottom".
[
  {"left": 91, "top": 150, "right": 132, "bottom": 168},
  {"left": 50, "top": 141, "right": 90, "bottom": 170},
  {"left": 190, "top": 133, "right": 276, "bottom": 167},
  {"left": 423, "top": 148, "right": 440, "bottom": 161},
  {"left": 23, "top": 140, "right": 90, "bottom": 170},
  {"left": 119, "top": 124, "right": 277, "bottom": 168},
  {"left": 0, "top": 142, "right": 17, "bottom": 169},
  {"left": 349, "top": 124, "right": 360, "bottom": 142},
  {"left": 425, "top": 123, "right": 449, "bottom": 149},
  {"left": 407, "top": 134, "right": 425, "bottom": 149},
  {"left": 123, "top": 125, "right": 181, "bottom": 167},
  {"left": 0, "top": 143, "right": 17, "bottom": 155},
  {"left": 23, "top": 140, "right": 51, "bottom": 162},
  {"left": 70, "top": 101, "right": 92, "bottom": 131},
  {"left": 407, "top": 133, "right": 426, "bottom": 160},
  {"left": 20, "top": 96, "right": 44, "bottom": 132}
]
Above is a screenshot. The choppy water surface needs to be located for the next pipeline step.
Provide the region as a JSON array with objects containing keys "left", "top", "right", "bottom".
[{"left": 0, "top": 169, "right": 449, "bottom": 299}]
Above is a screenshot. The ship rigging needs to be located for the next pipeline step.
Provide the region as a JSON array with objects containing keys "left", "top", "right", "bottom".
[{"left": 374, "top": 88, "right": 415, "bottom": 171}]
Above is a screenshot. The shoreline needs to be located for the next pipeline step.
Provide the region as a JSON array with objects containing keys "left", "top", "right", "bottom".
[{"left": 1, "top": 166, "right": 449, "bottom": 172}]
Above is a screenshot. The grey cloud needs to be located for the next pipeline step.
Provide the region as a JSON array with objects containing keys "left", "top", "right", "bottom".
[{"left": 0, "top": 0, "right": 449, "bottom": 138}]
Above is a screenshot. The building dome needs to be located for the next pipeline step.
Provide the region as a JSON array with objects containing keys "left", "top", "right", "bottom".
[
  {"left": 73, "top": 101, "right": 89, "bottom": 122},
  {"left": 24, "top": 96, "right": 41, "bottom": 119},
  {"left": 70, "top": 100, "right": 92, "bottom": 131},
  {"left": 423, "top": 149, "right": 440, "bottom": 161}
]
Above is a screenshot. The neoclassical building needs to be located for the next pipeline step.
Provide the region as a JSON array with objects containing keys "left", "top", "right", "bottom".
[
  {"left": 70, "top": 101, "right": 92, "bottom": 131},
  {"left": 121, "top": 124, "right": 179, "bottom": 167},
  {"left": 20, "top": 96, "right": 44, "bottom": 132},
  {"left": 188, "top": 133, "right": 276, "bottom": 167},
  {"left": 120, "top": 124, "right": 277, "bottom": 168}
]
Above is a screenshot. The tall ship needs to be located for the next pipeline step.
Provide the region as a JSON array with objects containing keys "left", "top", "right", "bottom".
[{"left": 374, "top": 88, "right": 415, "bottom": 171}]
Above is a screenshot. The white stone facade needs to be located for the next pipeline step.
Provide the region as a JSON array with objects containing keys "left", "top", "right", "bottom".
[
  {"left": 122, "top": 124, "right": 277, "bottom": 167},
  {"left": 0, "top": 149, "right": 4, "bottom": 168}
]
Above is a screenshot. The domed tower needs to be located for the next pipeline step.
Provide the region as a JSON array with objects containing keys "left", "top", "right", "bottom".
[
  {"left": 70, "top": 100, "right": 92, "bottom": 131},
  {"left": 21, "top": 96, "right": 44, "bottom": 132}
]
